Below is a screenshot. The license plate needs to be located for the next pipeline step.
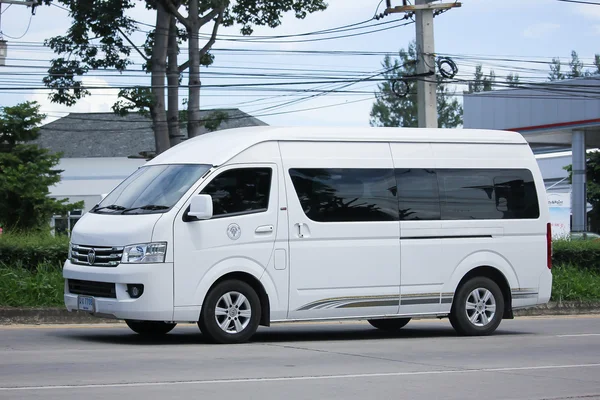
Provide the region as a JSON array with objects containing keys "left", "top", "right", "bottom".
[{"left": 78, "top": 296, "right": 95, "bottom": 312}]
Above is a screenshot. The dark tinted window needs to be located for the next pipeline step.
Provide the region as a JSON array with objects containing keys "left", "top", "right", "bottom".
[
  {"left": 201, "top": 168, "right": 272, "bottom": 216},
  {"left": 437, "top": 169, "right": 539, "bottom": 220},
  {"left": 396, "top": 169, "right": 441, "bottom": 220},
  {"left": 289, "top": 168, "right": 398, "bottom": 222}
]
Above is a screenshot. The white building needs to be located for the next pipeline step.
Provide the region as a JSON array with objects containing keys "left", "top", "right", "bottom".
[{"left": 33, "top": 110, "right": 268, "bottom": 234}]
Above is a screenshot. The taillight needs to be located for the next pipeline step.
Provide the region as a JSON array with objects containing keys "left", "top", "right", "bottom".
[{"left": 547, "top": 222, "right": 552, "bottom": 269}]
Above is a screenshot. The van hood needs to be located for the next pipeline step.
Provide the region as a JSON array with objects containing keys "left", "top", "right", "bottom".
[{"left": 70, "top": 212, "right": 164, "bottom": 247}]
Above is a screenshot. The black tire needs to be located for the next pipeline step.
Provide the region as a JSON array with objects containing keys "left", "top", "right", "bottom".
[
  {"left": 449, "top": 277, "right": 504, "bottom": 336},
  {"left": 125, "top": 320, "right": 176, "bottom": 336},
  {"left": 198, "top": 279, "right": 261, "bottom": 344},
  {"left": 368, "top": 318, "right": 411, "bottom": 331}
]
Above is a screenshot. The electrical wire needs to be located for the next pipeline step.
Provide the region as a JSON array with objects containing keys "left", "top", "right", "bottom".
[{"left": 1, "top": 13, "right": 33, "bottom": 40}]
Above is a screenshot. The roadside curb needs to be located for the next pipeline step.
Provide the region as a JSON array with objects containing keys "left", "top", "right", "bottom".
[
  {"left": 1, "top": 302, "right": 600, "bottom": 325},
  {"left": 0, "top": 308, "right": 124, "bottom": 325}
]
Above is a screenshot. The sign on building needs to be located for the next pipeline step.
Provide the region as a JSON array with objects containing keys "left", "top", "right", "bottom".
[{"left": 547, "top": 193, "right": 571, "bottom": 239}]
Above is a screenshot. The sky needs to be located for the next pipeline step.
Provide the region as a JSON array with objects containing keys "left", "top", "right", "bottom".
[{"left": 0, "top": 0, "right": 598, "bottom": 128}]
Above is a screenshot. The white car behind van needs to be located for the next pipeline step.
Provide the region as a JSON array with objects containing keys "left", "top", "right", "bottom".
[{"left": 63, "top": 126, "right": 552, "bottom": 344}]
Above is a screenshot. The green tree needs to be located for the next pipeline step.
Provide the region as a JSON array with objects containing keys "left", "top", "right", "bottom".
[
  {"left": 0, "top": 101, "right": 82, "bottom": 232},
  {"left": 549, "top": 57, "right": 565, "bottom": 81},
  {"left": 41, "top": 0, "right": 328, "bottom": 155},
  {"left": 370, "top": 41, "right": 463, "bottom": 128},
  {"left": 468, "top": 64, "right": 495, "bottom": 93},
  {"left": 565, "top": 151, "right": 600, "bottom": 232},
  {"left": 569, "top": 50, "right": 584, "bottom": 78},
  {"left": 548, "top": 50, "right": 600, "bottom": 80},
  {"left": 506, "top": 72, "right": 520, "bottom": 87}
]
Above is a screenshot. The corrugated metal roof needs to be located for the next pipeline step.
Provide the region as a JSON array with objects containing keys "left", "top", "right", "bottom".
[{"left": 33, "top": 109, "right": 268, "bottom": 158}]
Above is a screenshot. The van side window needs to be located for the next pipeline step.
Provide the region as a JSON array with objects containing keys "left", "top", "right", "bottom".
[
  {"left": 437, "top": 169, "right": 539, "bottom": 220},
  {"left": 396, "top": 169, "right": 441, "bottom": 220},
  {"left": 201, "top": 168, "right": 272, "bottom": 217},
  {"left": 289, "top": 168, "right": 398, "bottom": 222}
]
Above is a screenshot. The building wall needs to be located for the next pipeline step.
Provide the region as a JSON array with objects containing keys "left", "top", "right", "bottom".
[
  {"left": 50, "top": 157, "right": 147, "bottom": 213},
  {"left": 463, "top": 78, "right": 600, "bottom": 130}
]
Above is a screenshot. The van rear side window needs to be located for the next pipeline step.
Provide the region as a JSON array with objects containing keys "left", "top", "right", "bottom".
[
  {"left": 289, "top": 168, "right": 398, "bottom": 222},
  {"left": 396, "top": 168, "right": 540, "bottom": 221}
]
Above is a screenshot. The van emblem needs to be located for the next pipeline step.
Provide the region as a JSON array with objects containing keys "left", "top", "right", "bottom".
[
  {"left": 87, "top": 249, "right": 96, "bottom": 265},
  {"left": 227, "top": 224, "right": 241, "bottom": 240}
]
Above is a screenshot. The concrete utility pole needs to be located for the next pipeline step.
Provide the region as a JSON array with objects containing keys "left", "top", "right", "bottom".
[
  {"left": 415, "top": 0, "right": 437, "bottom": 128},
  {"left": 385, "top": 1, "right": 461, "bottom": 128}
]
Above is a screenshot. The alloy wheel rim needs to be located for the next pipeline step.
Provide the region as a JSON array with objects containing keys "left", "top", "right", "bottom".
[
  {"left": 215, "top": 291, "right": 252, "bottom": 334},
  {"left": 465, "top": 288, "right": 496, "bottom": 327}
]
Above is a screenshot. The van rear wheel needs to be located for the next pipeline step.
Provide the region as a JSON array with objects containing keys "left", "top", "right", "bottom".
[
  {"left": 125, "top": 320, "right": 177, "bottom": 336},
  {"left": 198, "top": 279, "right": 261, "bottom": 344},
  {"left": 368, "top": 318, "right": 411, "bottom": 331},
  {"left": 449, "top": 276, "right": 504, "bottom": 336}
]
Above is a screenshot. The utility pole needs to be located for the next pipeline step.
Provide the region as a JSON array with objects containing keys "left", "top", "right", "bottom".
[
  {"left": 385, "top": 1, "right": 461, "bottom": 128},
  {"left": 0, "top": 0, "right": 38, "bottom": 65}
]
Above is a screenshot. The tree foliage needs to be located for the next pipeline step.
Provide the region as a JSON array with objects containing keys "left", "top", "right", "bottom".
[
  {"left": 565, "top": 151, "right": 600, "bottom": 232},
  {"left": 370, "top": 41, "right": 462, "bottom": 128},
  {"left": 0, "top": 102, "right": 82, "bottom": 232},
  {"left": 549, "top": 50, "right": 600, "bottom": 80},
  {"left": 41, "top": 0, "right": 328, "bottom": 155},
  {"left": 505, "top": 72, "right": 520, "bottom": 87},
  {"left": 468, "top": 64, "right": 495, "bottom": 93}
]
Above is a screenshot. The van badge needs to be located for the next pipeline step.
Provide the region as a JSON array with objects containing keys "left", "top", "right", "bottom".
[
  {"left": 87, "top": 249, "right": 96, "bottom": 265},
  {"left": 227, "top": 224, "right": 241, "bottom": 240}
]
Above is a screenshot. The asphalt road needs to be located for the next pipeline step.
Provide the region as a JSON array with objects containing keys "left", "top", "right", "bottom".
[{"left": 0, "top": 316, "right": 599, "bottom": 400}]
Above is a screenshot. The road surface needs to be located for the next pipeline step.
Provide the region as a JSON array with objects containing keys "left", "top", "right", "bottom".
[{"left": 1, "top": 315, "right": 599, "bottom": 399}]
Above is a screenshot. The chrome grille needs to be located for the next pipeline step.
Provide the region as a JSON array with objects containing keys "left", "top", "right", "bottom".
[{"left": 71, "top": 244, "right": 124, "bottom": 267}]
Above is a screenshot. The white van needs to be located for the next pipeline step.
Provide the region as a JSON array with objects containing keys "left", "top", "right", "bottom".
[{"left": 63, "top": 126, "right": 552, "bottom": 343}]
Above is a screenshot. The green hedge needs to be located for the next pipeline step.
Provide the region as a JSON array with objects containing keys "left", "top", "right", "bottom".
[
  {"left": 552, "top": 239, "right": 600, "bottom": 272},
  {"left": 1, "top": 232, "right": 600, "bottom": 273},
  {"left": 0, "top": 233, "right": 69, "bottom": 271}
]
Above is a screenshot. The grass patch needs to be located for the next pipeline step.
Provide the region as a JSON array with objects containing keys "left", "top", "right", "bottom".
[
  {"left": 0, "top": 263, "right": 64, "bottom": 308},
  {"left": 550, "top": 263, "right": 600, "bottom": 302}
]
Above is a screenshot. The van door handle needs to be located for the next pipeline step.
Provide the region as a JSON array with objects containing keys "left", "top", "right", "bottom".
[
  {"left": 296, "top": 223, "right": 305, "bottom": 238},
  {"left": 255, "top": 225, "right": 274, "bottom": 234}
]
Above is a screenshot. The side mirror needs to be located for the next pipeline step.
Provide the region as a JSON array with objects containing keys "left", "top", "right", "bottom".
[{"left": 188, "top": 194, "right": 213, "bottom": 220}]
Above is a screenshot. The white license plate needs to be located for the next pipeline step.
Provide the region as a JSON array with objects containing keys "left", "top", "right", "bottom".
[{"left": 78, "top": 296, "right": 95, "bottom": 312}]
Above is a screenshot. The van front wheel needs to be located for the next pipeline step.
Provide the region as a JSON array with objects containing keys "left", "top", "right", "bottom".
[
  {"left": 198, "top": 279, "right": 261, "bottom": 344},
  {"left": 449, "top": 277, "right": 504, "bottom": 336}
]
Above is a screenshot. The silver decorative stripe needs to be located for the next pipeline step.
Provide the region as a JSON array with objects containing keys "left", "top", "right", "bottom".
[
  {"left": 511, "top": 288, "right": 538, "bottom": 299},
  {"left": 297, "top": 296, "right": 399, "bottom": 311},
  {"left": 297, "top": 293, "right": 452, "bottom": 310}
]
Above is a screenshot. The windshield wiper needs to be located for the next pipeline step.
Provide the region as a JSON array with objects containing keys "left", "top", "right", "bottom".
[
  {"left": 91, "top": 204, "right": 126, "bottom": 212},
  {"left": 120, "top": 205, "right": 170, "bottom": 214}
]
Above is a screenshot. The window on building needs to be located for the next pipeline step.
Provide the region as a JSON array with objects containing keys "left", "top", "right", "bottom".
[
  {"left": 201, "top": 168, "right": 272, "bottom": 217},
  {"left": 289, "top": 168, "right": 398, "bottom": 222}
]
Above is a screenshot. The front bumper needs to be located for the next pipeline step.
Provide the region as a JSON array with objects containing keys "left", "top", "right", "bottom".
[{"left": 63, "top": 260, "right": 174, "bottom": 321}]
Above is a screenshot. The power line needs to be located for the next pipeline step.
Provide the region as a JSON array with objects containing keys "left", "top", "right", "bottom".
[
  {"left": 557, "top": 0, "right": 600, "bottom": 5},
  {"left": 1, "top": 12, "right": 32, "bottom": 40}
]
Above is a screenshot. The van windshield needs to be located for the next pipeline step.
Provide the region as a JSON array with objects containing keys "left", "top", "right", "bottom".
[{"left": 91, "top": 164, "right": 211, "bottom": 214}]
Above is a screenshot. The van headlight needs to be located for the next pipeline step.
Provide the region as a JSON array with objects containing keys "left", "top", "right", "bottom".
[{"left": 121, "top": 242, "right": 167, "bottom": 263}]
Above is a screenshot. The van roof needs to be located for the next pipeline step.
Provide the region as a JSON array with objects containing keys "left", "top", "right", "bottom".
[{"left": 147, "top": 125, "right": 528, "bottom": 166}]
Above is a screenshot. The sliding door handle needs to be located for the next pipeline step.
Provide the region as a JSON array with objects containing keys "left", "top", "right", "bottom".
[{"left": 255, "top": 225, "right": 274, "bottom": 234}]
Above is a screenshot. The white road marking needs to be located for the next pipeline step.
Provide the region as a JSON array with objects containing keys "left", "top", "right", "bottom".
[
  {"left": 557, "top": 334, "right": 600, "bottom": 337},
  {"left": 1, "top": 363, "right": 599, "bottom": 391}
]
